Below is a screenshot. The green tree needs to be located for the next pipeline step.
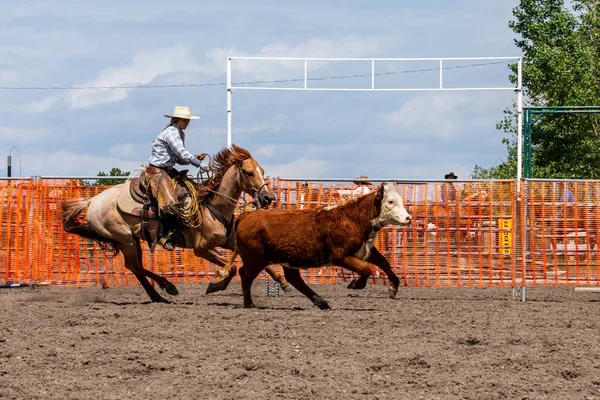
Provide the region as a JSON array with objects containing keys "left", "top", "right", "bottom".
[
  {"left": 94, "top": 167, "right": 130, "bottom": 186},
  {"left": 473, "top": 0, "right": 600, "bottom": 179}
]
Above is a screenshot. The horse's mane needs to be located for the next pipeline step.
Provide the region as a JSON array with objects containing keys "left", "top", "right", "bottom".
[{"left": 195, "top": 144, "right": 253, "bottom": 204}]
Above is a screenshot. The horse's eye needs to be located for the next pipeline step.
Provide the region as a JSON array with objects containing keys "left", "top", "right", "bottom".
[{"left": 246, "top": 171, "right": 254, "bottom": 177}]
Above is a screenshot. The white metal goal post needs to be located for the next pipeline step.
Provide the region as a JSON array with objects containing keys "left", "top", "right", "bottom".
[{"left": 226, "top": 56, "right": 523, "bottom": 179}]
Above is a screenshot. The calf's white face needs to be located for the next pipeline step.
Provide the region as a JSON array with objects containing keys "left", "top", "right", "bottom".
[{"left": 373, "top": 185, "right": 412, "bottom": 227}]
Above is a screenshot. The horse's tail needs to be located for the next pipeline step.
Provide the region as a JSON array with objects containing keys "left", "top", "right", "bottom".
[{"left": 62, "top": 198, "right": 121, "bottom": 255}]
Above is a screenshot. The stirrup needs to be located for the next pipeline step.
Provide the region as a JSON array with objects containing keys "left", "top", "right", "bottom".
[{"left": 158, "top": 232, "right": 174, "bottom": 251}]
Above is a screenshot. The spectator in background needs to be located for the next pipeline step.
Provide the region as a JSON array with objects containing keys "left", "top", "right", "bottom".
[
  {"left": 352, "top": 175, "right": 373, "bottom": 196},
  {"left": 561, "top": 183, "right": 575, "bottom": 203},
  {"left": 442, "top": 171, "right": 460, "bottom": 252},
  {"left": 441, "top": 171, "right": 457, "bottom": 203},
  {"left": 337, "top": 175, "right": 373, "bottom": 201}
]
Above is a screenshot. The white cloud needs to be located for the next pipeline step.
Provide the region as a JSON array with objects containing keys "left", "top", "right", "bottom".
[
  {"left": 196, "top": 123, "right": 281, "bottom": 136},
  {"left": 257, "top": 144, "right": 275, "bottom": 157},
  {"left": 25, "top": 95, "right": 59, "bottom": 113},
  {"left": 379, "top": 92, "right": 508, "bottom": 141},
  {"left": 65, "top": 44, "right": 202, "bottom": 109},
  {"left": 264, "top": 158, "right": 329, "bottom": 178},
  {"left": 31, "top": 150, "right": 145, "bottom": 177},
  {"left": 0, "top": 126, "right": 51, "bottom": 144},
  {"left": 0, "top": 69, "right": 18, "bottom": 84},
  {"left": 108, "top": 143, "right": 147, "bottom": 160},
  {"left": 203, "top": 35, "right": 394, "bottom": 80},
  {"left": 20, "top": 35, "right": 393, "bottom": 112}
]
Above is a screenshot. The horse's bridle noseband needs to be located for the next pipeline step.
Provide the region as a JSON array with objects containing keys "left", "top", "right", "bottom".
[{"left": 196, "top": 161, "right": 270, "bottom": 210}]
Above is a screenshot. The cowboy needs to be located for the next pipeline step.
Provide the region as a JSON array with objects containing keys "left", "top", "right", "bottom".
[
  {"left": 147, "top": 106, "right": 209, "bottom": 250},
  {"left": 336, "top": 175, "right": 372, "bottom": 204},
  {"left": 441, "top": 171, "right": 457, "bottom": 203}
]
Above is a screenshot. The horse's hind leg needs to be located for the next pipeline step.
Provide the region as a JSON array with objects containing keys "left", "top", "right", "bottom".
[
  {"left": 121, "top": 240, "right": 175, "bottom": 302},
  {"left": 282, "top": 268, "right": 330, "bottom": 310}
]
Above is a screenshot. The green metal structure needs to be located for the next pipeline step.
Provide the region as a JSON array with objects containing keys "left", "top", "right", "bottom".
[{"left": 523, "top": 106, "right": 600, "bottom": 178}]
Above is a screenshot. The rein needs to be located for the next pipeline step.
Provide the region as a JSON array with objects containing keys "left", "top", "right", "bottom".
[{"left": 196, "top": 160, "right": 268, "bottom": 211}]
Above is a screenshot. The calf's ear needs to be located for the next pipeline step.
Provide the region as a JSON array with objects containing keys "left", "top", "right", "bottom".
[{"left": 375, "top": 183, "right": 385, "bottom": 203}]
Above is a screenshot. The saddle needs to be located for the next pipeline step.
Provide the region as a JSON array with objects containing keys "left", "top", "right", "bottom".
[
  {"left": 126, "top": 169, "right": 191, "bottom": 214},
  {"left": 129, "top": 171, "right": 151, "bottom": 205},
  {"left": 118, "top": 169, "right": 196, "bottom": 252}
]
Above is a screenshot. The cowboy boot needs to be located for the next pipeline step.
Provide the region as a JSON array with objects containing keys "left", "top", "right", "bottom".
[{"left": 158, "top": 214, "right": 175, "bottom": 251}]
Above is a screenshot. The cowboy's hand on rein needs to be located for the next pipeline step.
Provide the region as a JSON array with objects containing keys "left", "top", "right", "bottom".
[
  {"left": 195, "top": 153, "right": 207, "bottom": 161},
  {"left": 190, "top": 158, "right": 203, "bottom": 168}
]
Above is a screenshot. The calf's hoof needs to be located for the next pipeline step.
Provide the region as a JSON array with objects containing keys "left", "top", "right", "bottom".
[{"left": 312, "top": 295, "right": 331, "bottom": 310}]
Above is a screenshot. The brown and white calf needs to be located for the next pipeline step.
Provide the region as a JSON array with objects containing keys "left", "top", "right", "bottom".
[{"left": 225, "top": 183, "right": 412, "bottom": 310}]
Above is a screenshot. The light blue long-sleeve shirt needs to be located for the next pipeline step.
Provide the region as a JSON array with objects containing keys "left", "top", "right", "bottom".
[{"left": 149, "top": 125, "right": 199, "bottom": 168}]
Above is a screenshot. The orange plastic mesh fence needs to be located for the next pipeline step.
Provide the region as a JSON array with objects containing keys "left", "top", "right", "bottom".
[{"left": 1, "top": 178, "right": 598, "bottom": 288}]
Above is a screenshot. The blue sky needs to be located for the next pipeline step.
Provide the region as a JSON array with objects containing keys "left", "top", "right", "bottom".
[{"left": 0, "top": 0, "right": 521, "bottom": 179}]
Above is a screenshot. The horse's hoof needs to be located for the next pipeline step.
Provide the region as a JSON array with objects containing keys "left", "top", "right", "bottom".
[
  {"left": 280, "top": 282, "right": 293, "bottom": 292},
  {"left": 388, "top": 284, "right": 398, "bottom": 299},
  {"left": 153, "top": 297, "right": 171, "bottom": 304},
  {"left": 243, "top": 302, "right": 257, "bottom": 309},
  {"left": 205, "top": 282, "right": 221, "bottom": 295},
  {"left": 347, "top": 279, "right": 366, "bottom": 290},
  {"left": 162, "top": 281, "right": 179, "bottom": 296},
  {"left": 313, "top": 296, "right": 331, "bottom": 310}
]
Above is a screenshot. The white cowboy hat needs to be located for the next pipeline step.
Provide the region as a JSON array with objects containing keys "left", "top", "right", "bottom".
[
  {"left": 353, "top": 175, "right": 372, "bottom": 185},
  {"left": 164, "top": 106, "right": 200, "bottom": 120}
]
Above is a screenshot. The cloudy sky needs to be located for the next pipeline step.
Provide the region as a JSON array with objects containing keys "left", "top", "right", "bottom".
[{"left": 0, "top": 0, "right": 521, "bottom": 180}]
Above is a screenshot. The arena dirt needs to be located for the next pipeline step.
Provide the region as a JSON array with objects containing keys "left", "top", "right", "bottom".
[{"left": 0, "top": 282, "right": 599, "bottom": 399}]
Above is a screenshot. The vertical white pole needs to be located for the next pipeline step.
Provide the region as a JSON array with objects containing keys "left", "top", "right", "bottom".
[
  {"left": 517, "top": 57, "right": 523, "bottom": 182},
  {"left": 304, "top": 59, "right": 307, "bottom": 89},
  {"left": 371, "top": 59, "right": 375, "bottom": 90},
  {"left": 439, "top": 59, "right": 443, "bottom": 89},
  {"left": 227, "top": 57, "right": 232, "bottom": 147},
  {"left": 515, "top": 57, "right": 524, "bottom": 291}
]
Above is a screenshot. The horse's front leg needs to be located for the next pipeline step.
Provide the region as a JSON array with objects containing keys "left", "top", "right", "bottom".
[
  {"left": 264, "top": 266, "right": 293, "bottom": 292},
  {"left": 205, "top": 248, "right": 291, "bottom": 294},
  {"left": 197, "top": 248, "right": 239, "bottom": 295}
]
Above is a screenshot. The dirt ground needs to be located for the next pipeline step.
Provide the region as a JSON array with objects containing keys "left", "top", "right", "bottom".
[{"left": 0, "top": 282, "right": 599, "bottom": 400}]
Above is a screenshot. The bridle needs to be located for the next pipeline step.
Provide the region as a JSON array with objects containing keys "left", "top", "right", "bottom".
[{"left": 196, "top": 158, "right": 269, "bottom": 210}]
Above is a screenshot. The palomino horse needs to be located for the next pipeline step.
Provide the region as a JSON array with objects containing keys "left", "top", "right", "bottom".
[{"left": 62, "top": 145, "right": 288, "bottom": 303}]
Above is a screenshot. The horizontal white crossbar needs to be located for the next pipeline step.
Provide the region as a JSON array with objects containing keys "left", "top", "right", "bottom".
[
  {"left": 229, "top": 56, "right": 520, "bottom": 62},
  {"left": 230, "top": 86, "right": 517, "bottom": 92}
]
